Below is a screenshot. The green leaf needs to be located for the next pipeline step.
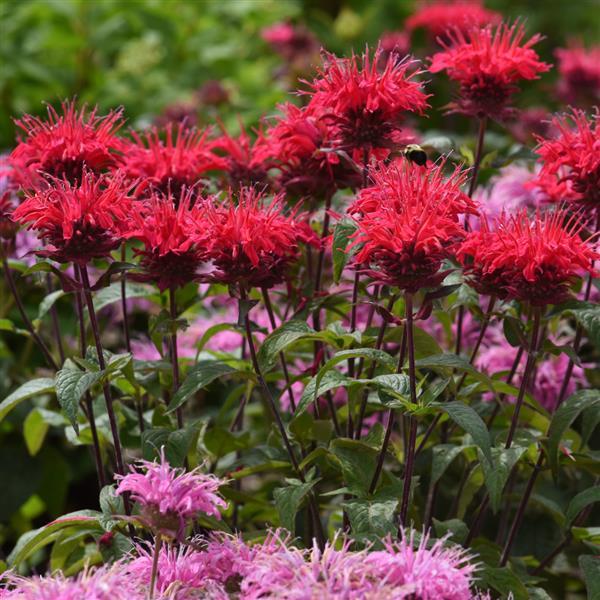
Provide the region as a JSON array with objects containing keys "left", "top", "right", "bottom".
[
  {"left": 330, "top": 438, "right": 377, "bottom": 496},
  {"left": 479, "top": 565, "right": 529, "bottom": 600},
  {"left": 436, "top": 401, "right": 493, "bottom": 466},
  {"left": 35, "top": 289, "right": 66, "bottom": 328},
  {"left": 565, "top": 487, "right": 600, "bottom": 528},
  {"left": 55, "top": 364, "right": 104, "bottom": 433},
  {"left": 431, "top": 444, "right": 470, "bottom": 485},
  {"left": 273, "top": 478, "right": 319, "bottom": 534},
  {"left": 257, "top": 320, "right": 315, "bottom": 372},
  {"left": 7, "top": 510, "right": 102, "bottom": 567},
  {"left": 416, "top": 354, "right": 495, "bottom": 393},
  {"left": 546, "top": 389, "right": 600, "bottom": 478},
  {"left": 481, "top": 446, "right": 527, "bottom": 513},
  {"left": 141, "top": 425, "right": 199, "bottom": 467},
  {"left": 560, "top": 301, "right": 600, "bottom": 350},
  {"left": 332, "top": 218, "right": 357, "bottom": 283},
  {"left": 0, "top": 378, "right": 55, "bottom": 424},
  {"left": 296, "top": 370, "right": 351, "bottom": 415},
  {"left": 503, "top": 316, "right": 527, "bottom": 348},
  {"left": 93, "top": 282, "right": 155, "bottom": 313},
  {"left": 167, "top": 360, "right": 236, "bottom": 414},
  {"left": 99, "top": 485, "right": 124, "bottom": 532},
  {"left": 23, "top": 408, "right": 50, "bottom": 456},
  {"left": 344, "top": 496, "right": 398, "bottom": 538},
  {"left": 579, "top": 555, "right": 600, "bottom": 599}
]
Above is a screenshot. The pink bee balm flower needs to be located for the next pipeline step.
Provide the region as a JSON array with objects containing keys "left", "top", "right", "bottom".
[
  {"left": 115, "top": 448, "right": 227, "bottom": 540},
  {"left": 555, "top": 41, "right": 600, "bottom": 107},
  {"left": 366, "top": 530, "right": 477, "bottom": 600},
  {"left": 0, "top": 564, "right": 143, "bottom": 600}
]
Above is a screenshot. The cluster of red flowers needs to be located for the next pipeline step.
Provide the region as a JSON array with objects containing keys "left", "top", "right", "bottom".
[{"left": 458, "top": 210, "right": 598, "bottom": 305}]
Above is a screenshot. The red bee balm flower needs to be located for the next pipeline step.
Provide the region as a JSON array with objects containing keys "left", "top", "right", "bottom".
[
  {"left": 350, "top": 161, "right": 477, "bottom": 292},
  {"left": 305, "top": 47, "right": 429, "bottom": 153},
  {"left": 125, "top": 190, "right": 207, "bottom": 291},
  {"left": 267, "top": 103, "right": 361, "bottom": 197},
  {"left": 118, "top": 123, "right": 225, "bottom": 198},
  {"left": 458, "top": 210, "right": 598, "bottom": 306},
  {"left": 197, "top": 188, "right": 318, "bottom": 289},
  {"left": 10, "top": 100, "right": 124, "bottom": 187},
  {"left": 533, "top": 109, "right": 600, "bottom": 210},
  {"left": 429, "top": 22, "right": 551, "bottom": 120},
  {"left": 12, "top": 170, "right": 133, "bottom": 264},
  {"left": 348, "top": 157, "right": 476, "bottom": 219},
  {"left": 406, "top": 0, "right": 500, "bottom": 41}
]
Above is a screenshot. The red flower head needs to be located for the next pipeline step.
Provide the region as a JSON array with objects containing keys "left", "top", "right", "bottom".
[
  {"left": 304, "top": 47, "right": 429, "bottom": 154},
  {"left": 125, "top": 189, "right": 207, "bottom": 291},
  {"left": 378, "top": 31, "right": 411, "bottom": 64},
  {"left": 0, "top": 157, "right": 20, "bottom": 242},
  {"left": 197, "top": 187, "right": 318, "bottom": 289},
  {"left": 406, "top": 0, "right": 501, "bottom": 42},
  {"left": 348, "top": 157, "right": 476, "bottom": 219},
  {"left": 428, "top": 22, "right": 551, "bottom": 120},
  {"left": 118, "top": 123, "right": 225, "bottom": 199},
  {"left": 555, "top": 42, "right": 600, "bottom": 107},
  {"left": 267, "top": 103, "right": 361, "bottom": 198},
  {"left": 213, "top": 123, "right": 272, "bottom": 189},
  {"left": 10, "top": 100, "right": 124, "bottom": 187},
  {"left": 532, "top": 109, "right": 600, "bottom": 210},
  {"left": 457, "top": 209, "right": 598, "bottom": 306},
  {"left": 349, "top": 160, "right": 477, "bottom": 292},
  {"left": 12, "top": 169, "right": 134, "bottom": 264}
]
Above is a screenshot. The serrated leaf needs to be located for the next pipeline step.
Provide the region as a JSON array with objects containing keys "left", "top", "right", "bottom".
[
  {"left": 565, "top": 487, "right": 600, "bottom": 528},
  {"left": 344, "top": 496, "right": 398, "bottom": 538},
  {"left": 416, "top": 354, "right": 495, "bottom": 393},
  {"left": 296, "top": 370, "right": 351, "bottom": 415},
  {"left": 55, "top": 365, "right": 104, "bottom": 433},
  {"left": 0, "top": 378, "right": 55, "bottom": 424},
  {"left": 167, "top": 360, "right": 236, "bottom": 414},
  {"left": 99, "top": 485, "right": 125, "bottom": 532},
  {"left": 579, "top": 555, "right": 600, "bottom": 599},
  {"left": 546, "top": 389, "right": 600, "bottom": 478},
  {"left": 332, "top": 218, "right": 357, "bottom": 283},
  {"left": 330, "top": 438, "right": 377, "bottom": 497},
  {"left": 35, "top": 289, "right": 66, "bottom": 326},
  {"left": 479, "top": 565, "right": 529, "bottom": 600},
  {"left": 93, "top": 281, "right": 154, "bottom": 313},
  {"left": 274, "top": 478, "right": 319, "bottom": 534},
  {"left": 481, "top": 446, "right": 527, "bottom": 513},
  {"left": 436, "top": 401, "right": 493, "bottom": 466},
  {"left": 559, "top": 301, "right": 600, "bottom": 350},
  {"left": 257, "top": 320, "right": 315, "bottom": 371}
]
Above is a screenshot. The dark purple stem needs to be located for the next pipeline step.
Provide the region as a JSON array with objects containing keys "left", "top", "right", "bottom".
[{"left": 169, "top": 286, "right": 184, "bottom": 430}]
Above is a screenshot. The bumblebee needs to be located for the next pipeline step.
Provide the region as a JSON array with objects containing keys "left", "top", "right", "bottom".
[{"left": 404, "top": 144, "right": 428, "bottom": 166}]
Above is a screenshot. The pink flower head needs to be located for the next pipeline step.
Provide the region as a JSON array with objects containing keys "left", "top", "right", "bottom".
[
  {"left": 266, "top": 102, "right": 361, "bottom": 197},
  {"left": 197, "top": 187, "right": 319, "bottom": 289},
  {"left": 474, "top": 164, "right": 544, "bottom": 219},
  {"left": 378, "top": 30, "right": 411, "bottom": 63},
  {"left": 555, "top": 41, "right": 600, "bottom": 107},
  {"left": 12, "top": 169, "right": 134, "bottom": 264},
  {"left": 349, "top": 160, "right": 477, "bottom": 292},
  {"left": 366, "top": 530, "right": 478, "bottom": 600},
  {"left": 213, "top": 122, "right": 272, "bottom": 189},
  {"left": 406, "top": 0, "right": 501, "bottom": 42},
  {"left": 507, "top": 106, "right": 557, "bottom": 145},
  {"left": 0, "top": 564, "right": 143, "bottom": 600},
  {"left": 429, "top": 22, "right": 551, "bottom": 120},
  {"left": 304, "top": 46, "right": 429, "bottom": 153},
  {"left": 125, "top": 188, "right": 207, "bottom": 291},
  {"left": 10, "top": 100, "right": 124, "bottom": 188},
  {"left": 532, "top": 108, "right": 600, "bottom": 210},
  {"left": 261, "top": 21, "right": 319, "bottom": 63},
  {"left": 457, "top": 209, "right": 599, "bottom": 305},
  {"left": 115, "top": 448, "right": 227, "bottom": 540},
  {"left": 118, "top": 122, "right": 225, "bottom": 198}
]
